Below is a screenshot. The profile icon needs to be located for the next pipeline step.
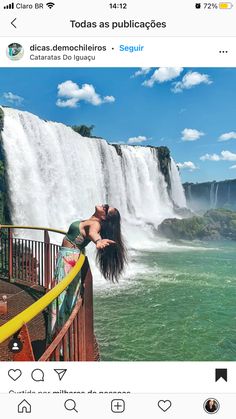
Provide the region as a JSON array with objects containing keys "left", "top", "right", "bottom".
[
  {"left": 6, "top": 43, "right": 24, "bottom": 61},
  {"left": 8, "top": 337, "right": 23, "bottom": 353},
  {"left": 203, "top": 398, "right": 220, "bottom": 414}
]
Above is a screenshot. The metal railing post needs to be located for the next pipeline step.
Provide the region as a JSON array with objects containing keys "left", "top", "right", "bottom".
[
  {"left": 8, "top": 228, "right": 13, "bottom": 282},
  {"left": 44, "top": 230, "right": 51, "bottom": 289},
  {"left": 81, "top": 258, "right": 94, "bottom": 361},
  {"left": 78, "top": 301, "right": 86, "bottom": 360},
  {"left": 12, "top": 324, "right": 35, "bottom": 361}
]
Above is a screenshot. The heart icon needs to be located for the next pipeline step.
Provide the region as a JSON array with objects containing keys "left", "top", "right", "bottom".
[
  {"left": 8, "top": 369, "right": 22, "bottom": 381},
  {"left": 158, "top": 400, "right": 172, "bottom": 412}
]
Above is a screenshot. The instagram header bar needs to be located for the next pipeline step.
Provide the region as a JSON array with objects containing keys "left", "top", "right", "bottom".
[{"left": 0, "top": 0, "right": 236, "bottom": 37}]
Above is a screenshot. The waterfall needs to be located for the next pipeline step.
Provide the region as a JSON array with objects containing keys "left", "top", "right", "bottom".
[
  {"left": 214, "top": 184, "right": 219, "bottom": 208},
  {"left": 169, "top": 158, "right": 186, "bottom": 208},
  {"left": 184, "top": 179, "right": 236, "bottom": 212},
  {"left": 1, "top": 108, "right": 185, "bottom": 256},
  {"left": 187, "top": 184, "right": 192, "bottom": 201},
  {"left": 210, "top": 183, "right": 215, "bottom": 208},
  {"left": 209, "top": 182, "right": 219, "bottom": 209}
]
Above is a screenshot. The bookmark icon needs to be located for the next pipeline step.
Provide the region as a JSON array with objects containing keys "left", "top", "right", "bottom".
[{"left": 215, "top": 368, "right": 227, "bottom": 382}]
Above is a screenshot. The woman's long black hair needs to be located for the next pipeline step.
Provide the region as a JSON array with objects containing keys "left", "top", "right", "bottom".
[{"left": 96, "top": 209, "right": 127, "bottom": 282}]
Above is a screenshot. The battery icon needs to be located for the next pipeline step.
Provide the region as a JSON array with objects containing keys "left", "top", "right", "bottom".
[{"left": 219, "top": 2, "right": 233, "bottom": 8}]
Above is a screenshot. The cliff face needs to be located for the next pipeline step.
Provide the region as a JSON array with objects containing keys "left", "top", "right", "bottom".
[
  {"left": 0, "top": 108, "right": 11, "bottom": 224},
  {"left": 183, "top": 179, "right": 236, "bottom": 212},
  {"left": 156, "top": 146, "right": 171, "bottom": 193}
]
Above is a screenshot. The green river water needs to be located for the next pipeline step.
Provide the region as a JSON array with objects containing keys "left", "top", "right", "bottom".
[{"left": 94, "top": 241, "right": 236, "bottom": 361}]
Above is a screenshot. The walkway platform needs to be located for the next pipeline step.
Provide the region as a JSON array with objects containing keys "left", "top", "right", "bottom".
[{"left": 0, "top": 279, "right": 47, "bottom": 361}]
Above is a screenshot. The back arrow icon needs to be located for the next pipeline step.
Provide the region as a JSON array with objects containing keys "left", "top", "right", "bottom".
[{"left": 11, "top": 18, "right": 17, "bottom": 28}]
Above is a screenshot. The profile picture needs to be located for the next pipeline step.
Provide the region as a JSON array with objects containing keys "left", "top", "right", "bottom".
[
  {"left": 6, "top": 43, "right": 24, "bottom": 60},
  {"left": 203, "top": 398, "right": 220, "bottom": 414}
]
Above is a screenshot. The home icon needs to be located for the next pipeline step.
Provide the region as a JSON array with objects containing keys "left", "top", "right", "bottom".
[{"left": 18, "top": 399, "right": 32, "bottom": 414}]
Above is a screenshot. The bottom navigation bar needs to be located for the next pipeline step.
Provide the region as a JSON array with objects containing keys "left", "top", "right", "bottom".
[{"left": 0, "top": 394, "right": 234, "bottom": 418}]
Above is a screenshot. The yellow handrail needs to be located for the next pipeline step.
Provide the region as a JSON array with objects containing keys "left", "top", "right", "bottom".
[
  {"left": 0, "top": 225, "right": 66, "bottom": 235},
  {"left": 0, "top": 253, "right": 85, "bottom": 343}
]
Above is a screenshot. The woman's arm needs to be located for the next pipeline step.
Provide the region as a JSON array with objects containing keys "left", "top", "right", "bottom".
[
  {"left": 88, "top": 221, "right": 102, "bottom": 243},
  {"left": 88, "top": 222, "right": 116, "bottom": 249}
]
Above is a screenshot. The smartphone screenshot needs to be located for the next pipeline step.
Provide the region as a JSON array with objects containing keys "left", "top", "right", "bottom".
[{"left": 0, "top": 0, "right": 235, "bottom": 417}]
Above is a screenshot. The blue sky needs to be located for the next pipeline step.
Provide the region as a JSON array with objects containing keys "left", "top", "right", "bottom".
[{"left": 1, "top": 67, "right": 236, "bottom": 183}]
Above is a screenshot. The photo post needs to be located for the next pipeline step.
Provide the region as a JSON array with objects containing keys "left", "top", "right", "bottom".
[{"left": 0, "top": 67, "right": 235, "bottom": 364}]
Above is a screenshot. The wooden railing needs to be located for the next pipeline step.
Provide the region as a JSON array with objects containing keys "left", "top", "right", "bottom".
[{"left": 0, "top": 226, "right": 97, "bottom": 362}]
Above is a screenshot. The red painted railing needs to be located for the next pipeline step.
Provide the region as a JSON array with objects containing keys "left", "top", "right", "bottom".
[
  {"left": 0, "top": 226, "right": 98, "bottom": 362},
  {"left": 39, "top": 258, "right": 95, "bottom": 361},
  {"left": 0, "top": 227, "right": 61, "bottom": 289}
]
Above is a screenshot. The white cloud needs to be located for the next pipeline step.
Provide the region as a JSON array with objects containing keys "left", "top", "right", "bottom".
[
  {"left": 200, "top": 150, "right": 236, "bottom": 161},
  {"left": 200, "top": 153, "right": 220, "bottom": 161},
  {"left": 56, "top": 80, "right": 115, "bottom": 108},
  {"left": 143, "top": 67, "right": 183, "bottom": 88},
  {"left": 177, "top": 161, "right": 197, "bottom": 171},
  {"left": 3, "top": 92, "right": 24, "bottom": 105},
  {"left": 218, "top": 131, "right": 236, "bottom": 142},
  {"left": 131, "top": 68, "right": 152, "bottom": 78},
  {"left": 221, "top": 150, "right": 236, "bottom": 161},
  {"left": 181, "top": 128, "right": 205, "bottom": 142},
  {"left": 230, "top": 165, "right": 236, "bottom": 169},
  {"left": 56, "top": 98, "right": 78, "bottom": 108},
  {"left": 127, "top": 136, "right": 148, "bottom": 144},
  {"left": 103, "top": 95, "right": 115, "bottom": 103},
  {"left": 172, "top": 71, "right": 212, "bottom": 93}
]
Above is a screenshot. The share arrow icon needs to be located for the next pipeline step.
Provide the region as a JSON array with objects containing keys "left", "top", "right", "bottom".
[{"left": 54, "top": 369, "right": 67, "bottom": 381}]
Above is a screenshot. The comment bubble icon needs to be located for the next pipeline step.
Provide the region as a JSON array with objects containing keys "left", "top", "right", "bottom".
[{"left": 31, "top": 369, "right": 44, "bottom": 382}]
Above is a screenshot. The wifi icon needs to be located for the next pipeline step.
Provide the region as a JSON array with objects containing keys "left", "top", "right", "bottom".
[{"left": 46, "top": 2, "right": 55, "bottom": 8}]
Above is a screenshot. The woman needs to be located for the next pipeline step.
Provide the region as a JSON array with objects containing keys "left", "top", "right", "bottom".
[
  {"left": 205, "top": 399, "right": 218, "bottom": 413},
  {"left": 50, "top": 204, "right": 127, "bottom": 336}
]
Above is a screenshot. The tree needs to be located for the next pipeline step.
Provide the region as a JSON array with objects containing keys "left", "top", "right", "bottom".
[{"left": 72, "top": 124, "right": 95, "bottom": 137}]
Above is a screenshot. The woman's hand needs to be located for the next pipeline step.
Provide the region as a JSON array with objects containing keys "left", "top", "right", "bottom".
[{"left": 96, "top": 239, "right": 116, "bottom": 249}]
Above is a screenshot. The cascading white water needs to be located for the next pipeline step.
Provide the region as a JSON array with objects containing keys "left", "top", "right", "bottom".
[
  {"left": 1, "top": 107, "right": 186, "bottom": 281},
  {"left": 214, "top": 183, "right": 219, "bottom": 208},
  {"left": 187, "top": 184, "right": 192, "bottom": 201},
  {"left": 169, "top": 158, "right": 186, "bottom": 208},
  {"left": 210, "top": 182, "right": 219, "bottom": 209},
  {"left": 210, "top": 183, "right": 215, "bottom": 208}
]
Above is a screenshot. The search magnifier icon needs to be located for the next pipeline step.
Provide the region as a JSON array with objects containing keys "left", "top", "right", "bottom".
[{"left": 64, "top": 399, "right": 78, "bottom": 413}]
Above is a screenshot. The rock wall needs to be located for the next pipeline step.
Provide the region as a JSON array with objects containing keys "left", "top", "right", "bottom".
[{"left": 156, "top": 146, "right": 171, "bottom": 193}]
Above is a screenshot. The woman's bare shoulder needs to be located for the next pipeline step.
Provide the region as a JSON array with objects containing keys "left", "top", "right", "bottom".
[{"left": 81, "top": 219, "right": 101, "bottom": 230}]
